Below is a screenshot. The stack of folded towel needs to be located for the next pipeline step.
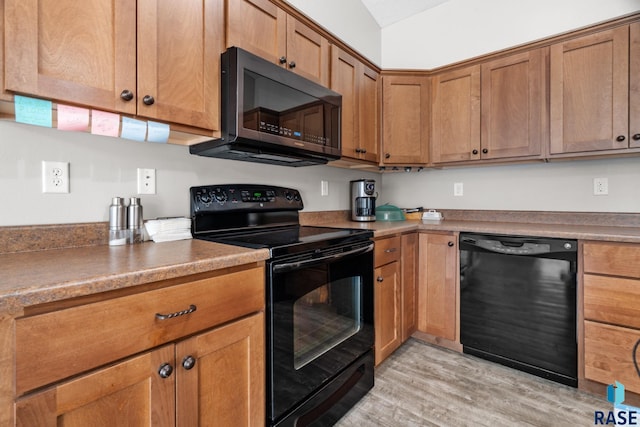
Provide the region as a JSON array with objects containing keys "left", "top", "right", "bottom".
[{"left": 144, "top": 217, "right": 192, "bottom": 243}]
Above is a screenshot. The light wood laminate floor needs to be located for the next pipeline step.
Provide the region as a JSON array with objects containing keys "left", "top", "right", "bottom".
[{"left": 336, "top": 339, "right": 607, "bottom": 426}]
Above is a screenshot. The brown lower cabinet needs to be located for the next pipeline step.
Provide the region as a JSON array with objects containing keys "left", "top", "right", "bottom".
[
  {"left": 583, "top": 241, "right": 640, "bottom": 395},
  {"left": 374, "top": 235, "right": 402, "bottom": 365},
  {"left": 12, "top": 265, "right": 265, "bottom": 427},
  {"left": 374, "top": 233, "right": 418, "bottom": 365},
  {"left": 417, "top": 232, "right": 458, "bottom": 342}
]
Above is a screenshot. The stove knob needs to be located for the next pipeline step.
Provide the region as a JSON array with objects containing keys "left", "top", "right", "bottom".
[
  {"left": 199, "top": 193, "right": 211, "bottom": 204},
  {"left": 284, "top": 191, "right": 294, "bottom": 201},
  {"left": 213, "top": 189, "right": 228, "bottom": 204},
  {"left": 293, "top": 193, "right": 301, "bottom": 201}
]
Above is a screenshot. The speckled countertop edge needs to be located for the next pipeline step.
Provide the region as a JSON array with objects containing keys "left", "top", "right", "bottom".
[
  {"left": 314, "top": 219, "right": 640, "bottom": 243},
  {"left": 0, "top": 239, "right": 269, "bottom": 313}
]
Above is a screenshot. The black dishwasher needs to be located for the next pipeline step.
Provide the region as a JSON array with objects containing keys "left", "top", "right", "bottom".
[{"left": 459, "top": 233, "right": 577, "bottom": 387}]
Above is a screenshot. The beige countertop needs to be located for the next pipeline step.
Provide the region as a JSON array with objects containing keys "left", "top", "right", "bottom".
[
  {"left": 3, "top": 214, "right": 640, "bottom": 313},
  {"left": 321, "top": 218, "right": 640, "bottom": 242},
  {"left": 0, "top": 239, "right": 269, "bottom": 313}
]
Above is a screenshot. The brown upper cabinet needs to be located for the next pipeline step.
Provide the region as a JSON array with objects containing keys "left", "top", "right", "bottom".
[
  {"left": 431, "top": 48, "right": 547, "bottom": 165},
  {"left": 226, "top": 0, "right": 330, "bottom": 86},
  {"left": 550, "top": 23, "right": 640, "bottom": 154},
  {"left": 430, "top": 65, "right": 481, "bottom": 164},
  {"left": 480, "top": 48, "right": 548, "bottom": 160},
  {"left": 4, "top": 0, "right": 222, "bottom": 131},
  {"left": 381, "top": 74, "right": 430, "bottom": 165},
  {"left": 330, "top": 46, "right": 380, "bottom": 163}
]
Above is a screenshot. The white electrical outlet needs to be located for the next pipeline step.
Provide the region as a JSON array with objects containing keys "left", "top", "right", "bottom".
[
  {"left": 593, "top": 177, "right": 608, "bottom": 195},
  {"left": 42, "top": 161, "right": 70, "bottom": 193},
  {"left": 321, "top": 180, "right": 329, "bottom": 196},
  {"left": 137, "top": 168, "right": 156, "bottom": 194},
  {"left": 454, "top": 182, "right": 464, "bottom": 197}
]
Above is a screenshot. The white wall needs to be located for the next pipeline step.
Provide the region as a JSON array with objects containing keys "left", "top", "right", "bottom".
[
  {"left": 0, "top": 122, "right": 378, "bottom": 226},
  {"left": 380, "top": 158, "right": 640, "bottom": 213},
  {"left": 284, "top": 0, "right": 382, "bottom": 65},
  {"left": 382, "top": 0, "right": 640, "bottom": 69}
]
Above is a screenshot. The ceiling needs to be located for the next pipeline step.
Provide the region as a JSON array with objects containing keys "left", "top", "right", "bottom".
[{"left": 361, "top": 0, "right": 450, "bottom": 27}]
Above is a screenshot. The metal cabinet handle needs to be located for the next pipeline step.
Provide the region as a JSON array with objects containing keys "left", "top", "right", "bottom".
[
  {"left": 158, "top": 363, "right": 173, "bottom": 378},
  {"left": 472, "top": 149, "right": 479, "bottom": 155},
  {"left": 616, "top": 135, "right": 626, "bottom": 142},
  {"left": 120, "top": 89, "right": 134, "bottom": 101},
  {"left": 482, "top": 148, "right": 488, "bottom": 154},
  {"left": 182, "top": 356, "right": 196, "bottom": 370},
  {"left": 376, "top": 276, "right": 384, "bottom": 282},
  {"left": 384, "top": 247, "right": 397, "bottom": 253},
  {"left": 156, "top": 304, "right": 197, "bottom": 320},
  {"left": 279, "top": 56, "right": 287, "bottom": 64},
  {"left": 355, "top": 148, "right": 362, "bottom": 153},
  {"left": 361, "top": 149, "right": 367, "bottom": 154},
  {"left": 288, "top": 61, "right": 296, "bottom": 69},
  {"left": 448, "top": 241, "right": 454, "bottom": 247},
  {"left": 633, "top": 134, "right": 640, "bottom": 141},
  {"left": 385, "top": 153, "right": 391, "bottom": 159},
  {"left": 143, "top": 95, "right": 155, "bottom": 106}
]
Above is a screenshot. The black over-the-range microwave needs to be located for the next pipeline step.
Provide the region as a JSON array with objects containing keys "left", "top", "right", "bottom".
[{"left": 189, "top": 47, "right": 342, "bottom": 167}]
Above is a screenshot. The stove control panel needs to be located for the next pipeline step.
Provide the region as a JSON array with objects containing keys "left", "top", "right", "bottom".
[{"left": 190, "top": 184, "right": 303, "bottom": 212}]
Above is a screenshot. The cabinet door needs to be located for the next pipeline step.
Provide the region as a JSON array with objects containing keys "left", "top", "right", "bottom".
[
  {"left": 631, "top": 22, "right": 640, "bottom": 148},
  {"left": 550, "top": 26, "right": 629, "bottom": 154},
  {"left": 176, "top": 312, "right": 265, "bottom": 427},
  {"left": 331, "top": 46, "right": 360, "bottom": 160},
  {"left": 359, "top": 65, "right": 380, "bottom": 163},
  {"left": 374, "top": 262, "right": 401, "bottom": 365},
  {"left": 382, "top": 74, "right": 430, "bottom": 164},
  {"left": 418, "top": 233, "right": 457, "bottom": 341},
  {"left": 481, "top": 48, "right": 547, "bottom": 159},
  {"left": 285, "top": 16, "right": 329, "bottom": 86},
  {"left": 15, "top": 345, "right": 175, "bottom": 427},
  {"left": 584, "top": 321, "right": 640, "bottom": 394},
  {"left": 137, "top": 0, "right": 223, "bottom": 130},
  {"left": 226, "top": 0, "right": 286, "bottom": 64},
  {"left": 0, "top": 0, "right": 12, "bottom": 101},
  {"left": 431, "top": 65, "right": 481, "bottom": 164},
  {"left": 401, "top": 233, "right": 418, "bottom": 342},
  {"left": 5, "top": 0, "right": 137, "bottom": 114}
]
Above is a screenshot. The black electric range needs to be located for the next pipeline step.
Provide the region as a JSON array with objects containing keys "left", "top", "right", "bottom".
[
  {"left": 190, "top": 184, "right": 375, "bottom": 427},
  {"left": 190, "top": 184, "right": 373, "bottom": 258}
]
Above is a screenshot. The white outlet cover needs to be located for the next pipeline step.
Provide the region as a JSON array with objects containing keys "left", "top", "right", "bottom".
[
  {"left": 137, "top": 168, "right": 156, "bottom": 194},
  {"left": 42, "top": 161, "right": 70, "bottom": 193}
]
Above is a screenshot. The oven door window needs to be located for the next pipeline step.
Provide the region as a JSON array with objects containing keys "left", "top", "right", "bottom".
[{"left": 293, "top": 276, "right": 361, "bottom": 369}]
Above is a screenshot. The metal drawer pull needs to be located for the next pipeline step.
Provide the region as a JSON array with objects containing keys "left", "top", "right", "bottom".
[
  {"left": 155, "top": 304, "right": 197, "bottom": 320},
  {"left": 384, "top": 248, "right": 397, "bottom": 253}
]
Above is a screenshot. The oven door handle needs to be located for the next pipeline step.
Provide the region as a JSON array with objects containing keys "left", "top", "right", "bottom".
[{"left": 272, "top": 242, "right": 374, "bottom": 273}]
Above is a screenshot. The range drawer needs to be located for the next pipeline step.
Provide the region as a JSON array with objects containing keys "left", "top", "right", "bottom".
[
  {"left": 584, "top": 274, "right": 640, "bottom": 329},
  {"left": 375, "top": 236, "right": 401, "bottom": 267},
  {"left": 15, "top": 265, "right": 264, "bottom": 396},
  {"left": 584, "top": 320, "right": 640, "bottom": 394},
  {"left": 583, "top": 241, "right": 640, "bottom": 278}
]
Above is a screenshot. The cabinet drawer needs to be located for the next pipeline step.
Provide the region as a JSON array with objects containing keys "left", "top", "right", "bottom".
[
  {"left": 584, "top": 274, "right": 640, "bottom": 329},
  {"left": 584, "top": 320, "right": 640, "bottom": 394},
  {"left": 375, "top": 236, "right": 401, "bottom": 267},
  {"left": 15, "top": 266, "right": 264, "bottom": 396},
  {"left": 583, "top": 241, "right": 640, "bottom": 278}
]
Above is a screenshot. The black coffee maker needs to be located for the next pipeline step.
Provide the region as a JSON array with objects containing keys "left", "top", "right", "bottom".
[{"left": 350, "top": 179, "right": 376, "bottom": 222}]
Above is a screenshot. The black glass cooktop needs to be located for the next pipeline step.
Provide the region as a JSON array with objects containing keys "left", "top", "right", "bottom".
[{"left": 196, "top": 226, "right": 372, "bottom": 258}]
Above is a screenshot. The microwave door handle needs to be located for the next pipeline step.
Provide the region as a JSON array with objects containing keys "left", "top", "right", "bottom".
[{"left": 272, "top": 243, "right": 374, "bottom": 274}]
